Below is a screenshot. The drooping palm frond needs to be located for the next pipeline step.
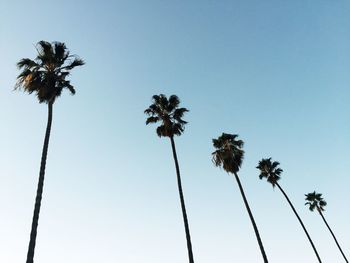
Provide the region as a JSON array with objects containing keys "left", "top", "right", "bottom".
[
  {"left": 256, "top": 158, "right": 283, "bottom": 187},
  {"left": 305, "top": 191, "right": 327, "bottom": 212},
  {"left": 212, "top": 133, "right": 244, "bottom": 174},
  {"left": 15, "top": 40, "right": 84, "bottom": 104},
  {"left": 54, "top": 42, "right": 69, "bottom": 65},
  {"left": 144, "top": 94, "right": 188, "bottom": 137},
  {"left": 62, "top": 58, "right": 85, "bottom": 70},
  {"left": 17, "top": 58, "right": 39, "bottom": 69}
]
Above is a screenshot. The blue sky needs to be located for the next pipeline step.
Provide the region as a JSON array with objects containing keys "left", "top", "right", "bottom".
[{"left": 1, "top": 0, "right": 350, "bottom": 262}]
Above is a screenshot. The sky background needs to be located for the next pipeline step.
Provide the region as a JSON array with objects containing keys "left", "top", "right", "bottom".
[{"left": 1, "top": 0, "right": 350, "bottom": 262}]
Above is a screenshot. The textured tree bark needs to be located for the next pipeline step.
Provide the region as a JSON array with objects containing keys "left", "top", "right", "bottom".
[
  {"left": 26, "top": 102, "right": 53, "bottom": 263},
  {"left": 276, "top": 183, "right": 322, "bottom": 263},
  {"left": 170, "top": 136, "right": 194, "bottom": 263},
  {"left": 318, "top": 209, "right": 348, "bottom": 262},
  {"left": 233, "top": 172, "right": 269, "bottom": 263}
]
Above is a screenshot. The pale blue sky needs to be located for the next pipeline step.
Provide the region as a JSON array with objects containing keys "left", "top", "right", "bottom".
[{"left": 1, "top": 0, "right": 349, "bottom": 262}]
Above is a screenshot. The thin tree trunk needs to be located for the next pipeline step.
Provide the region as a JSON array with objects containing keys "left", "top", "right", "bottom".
[
  {"left": 170, "top": 136, "right": 194, "bottom": 263},
  {"left": 318, "top": 208, "right": 348, "bottom": 262},
  {"left": 275, "top": 183, "right": 322, "bottom": 263},
  {"left": 233, "top": 172, "right": 269, "bottom": 263},
  {"left": 26, "top": 102, "right": 53, "bottom": 263}
]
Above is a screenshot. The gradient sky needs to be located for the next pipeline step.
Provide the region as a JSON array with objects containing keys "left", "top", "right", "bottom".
[{"left": 1, "top": 0, "right": 350, "bottom": 262}]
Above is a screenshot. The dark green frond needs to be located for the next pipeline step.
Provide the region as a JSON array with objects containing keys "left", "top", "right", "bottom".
[
  {"left": 37, "top": 41, "right": 54, "bottom": 63},
  {"left": 54, "top": 42, "right": 67, "bottom": 62},
  {"left": 38, "top": 41, "right": 53, "bottom": 54},
  {"left": 169, "top": 95, "right": 180, "bottom": 107},
  {"left": 145, "top": 104, "right": 161, "bottom": 116},
  {"left": 152, "top": 94, "right": 161, "bottom": 103},
  {"left": 146, "top": 116, "right": 159, "bottom": 125},
  {"left": 63, "top": 81, "right": 76, "bottom": 95},
  {"left": 319, "top": 200, "right": 327, "bottom": 207},
  {"left": 159, "top": 94, "right": 168, "bottom": 107},
  {"left": 156, "top": 125, "right": 166, "bottom": 137},
  {"left": 310, "top": 203, "right": 316, "bottom": 211},
  {"left": 144, "top": 108, "right": 152, "bottom": 115},
  {"left": 63, "top": 58, "right": 85, "bottom": 70},
  {"left": 173, "top": 107, "right": 189, "bottom": 120},
  {"left": 275, "top": 168, "right": 283, "bottom": 176},
  {"left": 17, "top": 58, "right": 38, "bottom": 69}
]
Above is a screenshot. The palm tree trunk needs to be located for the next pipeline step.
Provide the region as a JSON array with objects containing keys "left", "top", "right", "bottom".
[
  {"left": 169, "top": 136, "right": 194, "bottom": 263},
  {"left": 318, "top": 209, "right": 348, "bottom": 262},
  {"left": 275, "top": 182, "right": 322, "bottom": 263},
  {"left": 26, "top": 102, "right": 53, "bottom": 263},
  {"left": 233, "top": 172, "right": 269, "bottom": 263}
]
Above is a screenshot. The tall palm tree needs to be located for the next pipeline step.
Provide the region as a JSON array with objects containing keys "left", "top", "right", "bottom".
[
  {"left": 212, "top": 133, "right": 268, "bottom": 263},
  {"left": 144, "top": 94, "right": 194, "bottom": 263},
  {"left": 305, "top": 191, "right": 348, "bottom": 262},
  {"left": 256, "top": 158, "right": 322, "bottom": 262},
  {"left": 15, "top": 41, "right": 84, "bottom": 263}
]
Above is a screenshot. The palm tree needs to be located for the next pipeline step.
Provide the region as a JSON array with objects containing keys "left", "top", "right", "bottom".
[
  {"left": 305, "top": 191, "right": 348, "bottom": 262},
  {"left": 212, "top": 133, "right": 268, "bottom": 263},
  {"left": 144, "top": 94, "right": 194, "bottom": 263},
  {"left": 15, "top": 41, "right": 84, "bottom": 263},
  {"left": 256, "top": 158, "right": 322, "bottom": 262}
]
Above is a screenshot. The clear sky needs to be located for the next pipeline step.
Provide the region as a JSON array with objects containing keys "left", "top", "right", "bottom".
[{"left": 1, "top": 0, "right": 349, "bottom": 262}]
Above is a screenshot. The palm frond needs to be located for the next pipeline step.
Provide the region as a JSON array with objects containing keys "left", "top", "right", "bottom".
[
  {"left": 169, "top": 95, "right": 180, "bottom": 107},
  {"left": 17, "top": 58, "right": 38, "bottom": 69},
  {"left": 37, "top": 41, "right": 54, "bottom": 63},
  {"left": 63, "top": 58, "right": 85, "bottom": 70},
  {"left": 173, "top": 107, "right": 188, "bottom": 120},
  {"left": 146, "top": 116, "right": 159, "bottom": 125},
  {"left": 62, "top": 81, "right": 76, "bottom": 95},
  {"left": 54, "top": 42, "right": 67, "bottom": 62}
]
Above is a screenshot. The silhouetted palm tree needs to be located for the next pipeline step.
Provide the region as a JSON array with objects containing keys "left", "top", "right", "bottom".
[
  {"left": 144, "top": 94, "right": 194, "bottom": 263},
  {"left": 305, "top": 191, "right": 348, "bottom": 262},
  {"left": 212, "top": 133, "right": 268, "bottom": 263},
  {"left": 257, "top": 158, "right": 322, "bottom": 262},
  {"left": 16, "top": 41, "right": 84, "bottom": 263}
]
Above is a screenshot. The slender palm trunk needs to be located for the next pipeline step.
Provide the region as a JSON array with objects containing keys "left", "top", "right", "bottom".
[
  {"left": 233, "top": 172, "right": 269, "bottom": 263},
  {"left": 169, "top": 136, "right": 194, "bottom": 263},
  {"left": 318, "top": 209, "right": 348, "bottom": 262},
  {"left": 275, "top": 183, "right": 322, "bottom": 263},
  {"left": 26, "top": 102, "right": 53, "bottom": 263}
]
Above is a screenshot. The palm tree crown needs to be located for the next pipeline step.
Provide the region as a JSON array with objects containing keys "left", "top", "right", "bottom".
[
  {"left": 212, "top": 133, "right": 244, "bottom": 174},
  {"left": 15, "top": 40, "right": 84, "bottom": 103},
  {"left": 144, "top": 94, "right": 188, "bottom": 137},
  {"left": 256, "top": 158, "right": 283, "bottom": 187},
  {"left": 305, "top": 191, "right": 348, "bottom": 262},
  {"left": 305, "top": 191, "right": 327, "bottom": 212}
]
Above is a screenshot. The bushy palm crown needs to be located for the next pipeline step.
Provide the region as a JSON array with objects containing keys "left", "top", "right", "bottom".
[
  {"left": 305, "top": 191, "right": 327, "bottom": 212},
  {"left": 212, "top": 133, "right": 244, "bottom": 174},
  {"left": 15, "top": 40, "right": 84, "bottom": 103},
  {"left": 256, "top": 158, "right": 283, "bottom": 187},
  {"left": 144, "top": 94, "right": 188, "bottom": 137}
]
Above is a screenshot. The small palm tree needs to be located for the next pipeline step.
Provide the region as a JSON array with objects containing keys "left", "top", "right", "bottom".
[
  {"left": 144, "top": 94, "right": 194, "bottom": 263},
  {"left": 305, "top": 191, "right": 348, "bottom": 262},
  {"left": 257, "top": 158, "right": 322, "bottom": 262},
  {"left": 16, "top": 41, "right": 84, "bottom": 263},
  {"left": 212, "top": 133, "right": 268, "bottom": 263}
]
